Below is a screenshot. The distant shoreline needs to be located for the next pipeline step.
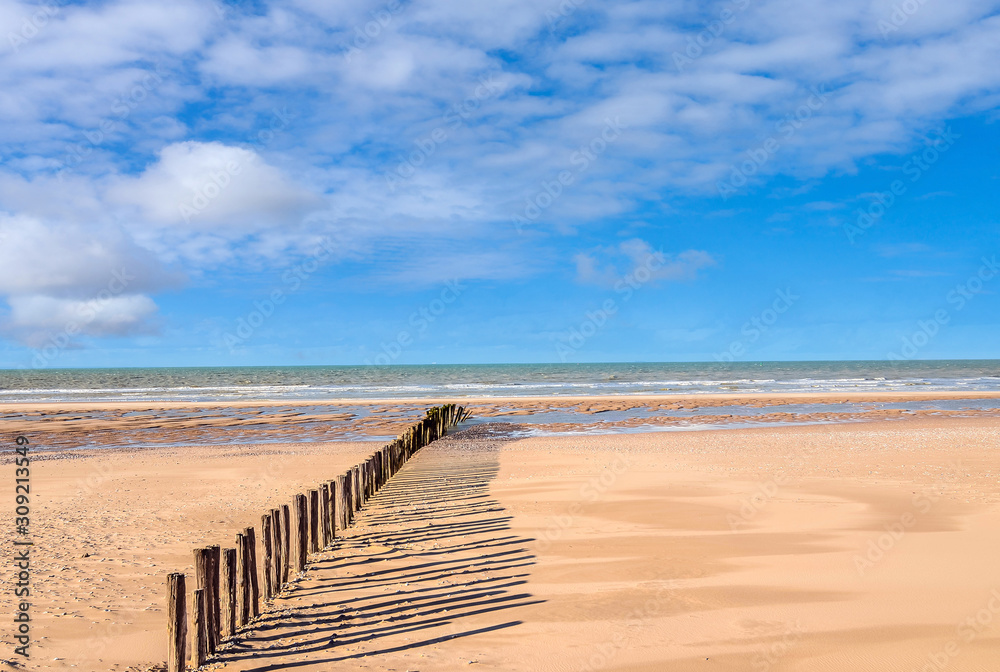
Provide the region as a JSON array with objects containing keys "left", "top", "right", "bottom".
[
  {"left": 6, "top": 391, "right": 1000, "bottom": 454},
  {"left": 4, "top": 389, "right": 1000, "bottom": 409}
]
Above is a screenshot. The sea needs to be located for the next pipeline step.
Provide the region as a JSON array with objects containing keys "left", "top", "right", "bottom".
[{"left": 1, "top": 360, "right": 999, "bottom": 404}]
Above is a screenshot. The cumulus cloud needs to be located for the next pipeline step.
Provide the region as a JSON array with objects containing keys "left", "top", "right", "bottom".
[
  {"left": 0, "top": 215, "right": 175, "bottom": 296},
  {"left": 4, "top": 294, "right": 159, "bottom": 347},
  {"left": 109, "top": 141, "right": 326, "bottom": 230},
  {"left": 0, "top": 215, "right": 180, "bottom": 346}
]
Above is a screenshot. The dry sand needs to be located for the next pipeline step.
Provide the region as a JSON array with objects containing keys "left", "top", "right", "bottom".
[
  {"left": 2, "top": 407, "right": 1000, "bottom": 671},
  {"left": 0, "top": 440, "right": 380, "bottom": 670}
]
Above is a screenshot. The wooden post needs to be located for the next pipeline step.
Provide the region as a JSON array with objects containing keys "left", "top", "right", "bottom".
[
  {"left": 353, "top": 466, "right": 361, "bottom": 511},
  {"left": 190, "top": 587, "right": 207, "bottom": 668},
  {"left": 261, "top": 514, "right": 273, "bottom": 600},
  {"left": 207, "top": 544, "right": 220, "bottom": 653},
  {"left": 192, "top": 548, "right": 214, "bottom": 655},
  {"left": 235, "top": 532, "right": 249, "bottom": 627},
  {"left": 339, "top": 474, "right": 351, "bottom": 527},
  {"left": 327, "top": 481, "right": 337, "bottom": 540},
  {"left": 270, "top": 508, "right": 282, "bottom": 594},
  {"left": 299, "top": 494, "right": 310, "bottom": 568},
  {"left": 319, "top": 483, "right": 330, "bottom": 547},
  {"left": 220, "top": 548, "right": 236, "bottom": 638},
  {"left": 245, "top": 526, "right": 260, "bottom": 618},
  {"left": 281, "top": 504, "right": 291, "bottom": 583},
  {"left": 293, "top": 494, "right": 308, "bottom": 571},
  {"left": 167, "top": 573, "right": 186, "bottom": 672},
  {"left": 308, "top": 488, "right": 320, "bottom": 554}
]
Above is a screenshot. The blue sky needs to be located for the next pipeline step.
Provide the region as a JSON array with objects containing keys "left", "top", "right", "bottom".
[{"left": 0, "top": 0, "right": 998, "bottom": 368}]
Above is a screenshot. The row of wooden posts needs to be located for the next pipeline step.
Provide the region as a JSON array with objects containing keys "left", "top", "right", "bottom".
[{"left": 165, "top": 403, "right": 470, "bottom": 671}]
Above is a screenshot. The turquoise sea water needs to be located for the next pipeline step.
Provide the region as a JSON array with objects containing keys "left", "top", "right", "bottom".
[{"left": 1, "top": 361, "right": 999, "bottom": 403}]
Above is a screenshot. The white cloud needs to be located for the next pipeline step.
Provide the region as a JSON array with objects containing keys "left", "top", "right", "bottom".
[
  {"left": 4, "top": 294, "right": 159, "bottom": 347},
  {"left": 108, "top": 141, "right": 326, "bottom": 230},
  {"left": 0, "top": 215, "right": 178, "bottom": 297},
  {"left": 201, "top": 38, "right": 316, "bottom": 86},
  {"left": 575, "top": 238, "right": 716, "bottom": 287},
  {"left": 0, "top": 215, "right": 178, "bottom": 345},
  {"left": 1, "top": 0, "right": 999, "bottom": 346}
]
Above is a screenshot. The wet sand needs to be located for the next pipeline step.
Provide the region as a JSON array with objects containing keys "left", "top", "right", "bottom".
[
  {"left": 2, "top": 410, "right": 999, "bottom": 670},
  {"left": 4, "top": 391, "right": 1000, "bottom": 451}
]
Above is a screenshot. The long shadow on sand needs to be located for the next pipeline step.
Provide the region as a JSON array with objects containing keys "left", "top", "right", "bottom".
[{"left": 214, "top": 424, "right": 541, "bottom": 670}]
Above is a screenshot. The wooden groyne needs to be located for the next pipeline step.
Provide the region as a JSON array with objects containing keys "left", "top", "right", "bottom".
[{"left": 164, "top": 403, "right": 470, "bottom": 671}]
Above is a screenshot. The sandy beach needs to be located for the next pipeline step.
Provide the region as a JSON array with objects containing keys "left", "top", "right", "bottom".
[{"left": 3, "top": 398, "right": 999, "bottom": 671}]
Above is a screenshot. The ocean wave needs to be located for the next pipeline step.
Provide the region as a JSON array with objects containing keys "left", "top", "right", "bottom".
[{"left": 2, "top": 362, "right": 1000, "bottom": 403}]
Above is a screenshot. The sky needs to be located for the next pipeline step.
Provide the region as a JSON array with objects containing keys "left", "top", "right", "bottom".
[{"left": 0, "top": 0, "right": 998, "bottom": 368}]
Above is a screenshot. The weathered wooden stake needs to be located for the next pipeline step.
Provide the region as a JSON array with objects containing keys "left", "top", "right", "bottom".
[
  {"left": 308, "top": 488, "right": 320, "bottom": 554},
  {"left": 220, "top": 548, "right": 236, "bottom": 638},
  {"left": 192, "top": 547, "right": 214, "bottom": 655},
  {"left": 270, "top": 508, "right": 282, "bottom": 594},
  {"left": 235, "top": 532, "right": 249, "bottom": 627},
  {"left": 353, "top": 465, "right": 361, "bottom": 511},
  {"left": 190, "top": 587, "right": 207, "bottom": 667},
  {"left": 348, "top": 471, "right": 355, "bottom": 522},
  {"left": 281, "top": 504, "right": 291, "bottom": 583},
  {"left": 261, "top": 514, "right": 273, "bottom": 600},
  {"left": 167, "top": 573, "right": 186, "bottom": 672},
  {"left": 293, "top": 494, "right": 308, "bottom": 571},
  {"left": 339, "top": 473, "right": 352, "bottom": 527},
  {"left": 320, "top": 483, "right": 331, "bottom": 547},
  {"left": 245, "top": 526, "right": 260, "bottom": 618},
  {"left": 207, "top": 545, "right": 220, "bottom": 652},
  {"left": 327, "top": 481, "right": 337, "bottom": 540}
]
